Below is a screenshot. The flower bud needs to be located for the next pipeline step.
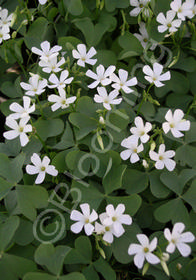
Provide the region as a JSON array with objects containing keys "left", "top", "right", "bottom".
[
  {"left": 22, "top": 19, "right": 28, "bottom": 25},
  {"left": 99, "top": 116, "right": 105, "bottom": 125},
  {"left": 162, "top": 252, "right": 170, "bottom": 262},
  {"left": 150, "top": 141, "right": 156, "bottom": 151},
  {"left": 12, "top": 31, "right": 17, "bottom": 39},
  {"left": 142, "top": 159, "right": 149, "bottom": 169}
]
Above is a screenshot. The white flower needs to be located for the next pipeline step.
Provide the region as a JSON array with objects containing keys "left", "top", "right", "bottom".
[
  {"left": 3, "top": 117, "right": 32, "bottom": 147},
  {"left": 48, "top": 88, "right": 76, "bottom": 111},
  {"left": 0, "top": 9, "right": 13, "bottom": 29},
  {"left": 111, "top": 69, "right": 137, "bottom": 94},
  {"left": 130, "top": 116, "right": 152, "bottom": 143},
  {"left": 86, "top": 64, "right": 115, "bottom": 88},
  {"left": 103, "top": 204, "right": 132, "bottom": 236},
  {"left": 183, "top": 0, "right": 196, "bottom": 19},
  {"left": 95, "top": 213, "right": 116, "bottom": 243},
  {"left": 26, "top": 153, "right": 58, "bottom": 184},
  {"left": 70, "top": 203, "right": 98, "bottom": 236},
  {"left": 72, "top": 44, "right": 97, "bottom": 67},
  {"left": 143, "top": 62, "right": 171, "bottom": 87},
  {"left": 94, "top": 87, "right": 122, "bottom": 110},
  {"left": 134, "top": 22, "right": 157, "bottom": 50},
  {"left": 48, "top": 70, "right": 73, "bottom": 89},
  {"left": 9, "top": 96, "right": 35, "bottom": 119},
  {"left": 149, "top": 144, "right": 176, "bottom": 171},
  {"left": 130, "top": 0, "right": 150, "bottom": 17},
  {"left": 31, "top": 41, "right": 62, "bottom": 62},
  {"left": 162, "top": 109, "right": 190, "bottom": 138},
  {"left": 0, "top": 26, "right": 10, "bottom": 44},
  {"left": 20, "top": 74, "right": 47, "bottom": 96},
  {"left": 38, "top": 0, "right": 48, "bottom": 4},
  {"left": 39, "top": 56, "right": 65, "bottom": 73},
  {"left": 156, "top": 10, "right": 182, "bottom": 33},
  {"left": 128, "top": 234, "right": 160, "bottom": 269},
  {"left": 170, "top": 0, "right": 191, "bottom": 20},
  {"left": 164, "top": 222, "right": 195, "bottom": 257},
  {"left": 120, "top": 137, "right": 144, "bottom": 163}
]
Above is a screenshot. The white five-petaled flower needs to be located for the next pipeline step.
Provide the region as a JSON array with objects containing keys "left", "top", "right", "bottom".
[
  {"left": 9, "top": 96, "right": 35, "bottom": 119},
  {"left": 134, "top": 22, "right": 157, "bottom": 50},
  {"left": 31, "top": 41, "right": 62, "bottom": 62},
  {"left": 0, "top": 26, "right": 10, "bottom": 44},
  {"left": 162, "top": 109, "right": 191, "bottom": 138},
  {"left": 111, "top": 69, "right": 137, "bottom": 94},
  {"left": 95, "top": 213, "right": 116, "bottom": 244},
  {"left": 26, "top": 153, "right": 58, "bottom": 184},
  {"left": 39, "top": 56, "right": 65, "bottom": 73},
  {"left": 164, "top": 222, "right": 195, "bottom": 257},
  {"left": 86, "top": 64, "right": 115, "bottom": 88},
  {"left": 94, "top": 87, "right": 122, "bottom": 110},
  {"left": 103, "top": 204, "right": 132, "bottom": 236},
  {"left": 120, "top": 137, "right": 144, "bottom": 163},
  {"left": 70, "top": 203, "right": 98, "bottom": 236},
  {"left": 183, "top": 0, "right": 196, "bottom": 19},
  {"left": 48, "top": 70, "right": 74, "bottom": 89},
  {"left": 38, "top": 0, "right": 48, "bottom": 4},
  {"left": 156, "top": 10, "right": 182, "bottom": 33},
  {"left": 72, "top": 44, "right": 97, "bottom": 67},
  {"left": 130, "top": 0, "right": 150, "bottom": 17},
  {"left": 48, "top": 88, "right": 76, "bottom": 111},
  {"left": 20, "top": 74, "right": 47, "bottom": 96},
  {"left": 0, "top": 9, "right": 13, "bottom": 29},
  {"left": 170, "top": 0, "right": 191, "bottom": 20},
  {"left": 3, "top": 116, "right": 32, "bottom": 147},
  {"left": 143, "top": 62, "right": 171, "bottom": 87},
  {"left": 130, "top": 116, "right": 152, "bottom": 143},
  {"left": 149, "top": 144, "right": 176, "bottom": 171},
  {"left": 128, "top": 234, "right": 160, "bottom": 269}
]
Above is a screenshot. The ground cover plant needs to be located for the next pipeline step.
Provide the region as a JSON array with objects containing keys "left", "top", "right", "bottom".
[{"left": 0, "top": 0, "right": 196, "bottom": 279}]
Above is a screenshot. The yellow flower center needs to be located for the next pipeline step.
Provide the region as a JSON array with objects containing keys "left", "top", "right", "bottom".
[
  {"left": 159, "top": 155, "right": 164, "bottom": 160},
  {"left": 41, "top": 166, "right": 46, "bottom": 171},
  {"left": 19, "top": 127, "right": 24, "bottom": 132},
  {"left": 143, "top": 247, "right": 149, "bottom": 253},
  {"left": 105, "top": 226, "right": 110, "bottom": 231},
  {"left": 61, "top": 99, "right": 66, "bottom": 105},
  {"left": 133, "top": 148, "right": 137, "bottom": 153},
  {"left": 112, "top": 217, "right": 117, "bottom": 222},
  {"left": 139, "top": 4, "right": 144, "bottom": 8},
  {"left": 170, "top": 123, "right": 174, "bottom": 128},
  {"left": 85, "top": 218, "right": 89, "bottom": 224},
  {"left": 81, "top": 57, "right": 86, "bottom": 61},
  {"left": 143, "top": 38, "right": 148, "bottom": 42},
  {"left": 167, "top": 23, "right": 172, "bottom": 28}
]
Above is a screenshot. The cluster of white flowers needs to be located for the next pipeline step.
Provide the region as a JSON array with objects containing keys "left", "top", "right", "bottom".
[
  {"left": 120, "top": 108, "right": 190, "bottom": 171},
  {"left": 3, "top": 96, "right": 35, "bottom": 146},
  {"left": 71, "top": 203, "right": 195, "bottom": 272},
  {"left": 128, "top": 222, "right": 195, "bottom": 270},
  {"left": 0, "top": 7, "right": 13, "bottom": 44},
  {"left": 157, "top": 0, "right": 196, "bottom": 34},
  {"left": 70, "top": 203, "right": 132, "bottom": 243}
]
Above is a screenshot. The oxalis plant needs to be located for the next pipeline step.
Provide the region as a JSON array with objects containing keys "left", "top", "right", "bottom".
[{"left": 0, "top": 0, "right": 196, "bottom": 279}]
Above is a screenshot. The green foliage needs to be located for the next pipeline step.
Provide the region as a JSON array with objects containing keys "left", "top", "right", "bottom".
[{"left": 0, "top": 0, "right": 196, "bottom": 279}]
